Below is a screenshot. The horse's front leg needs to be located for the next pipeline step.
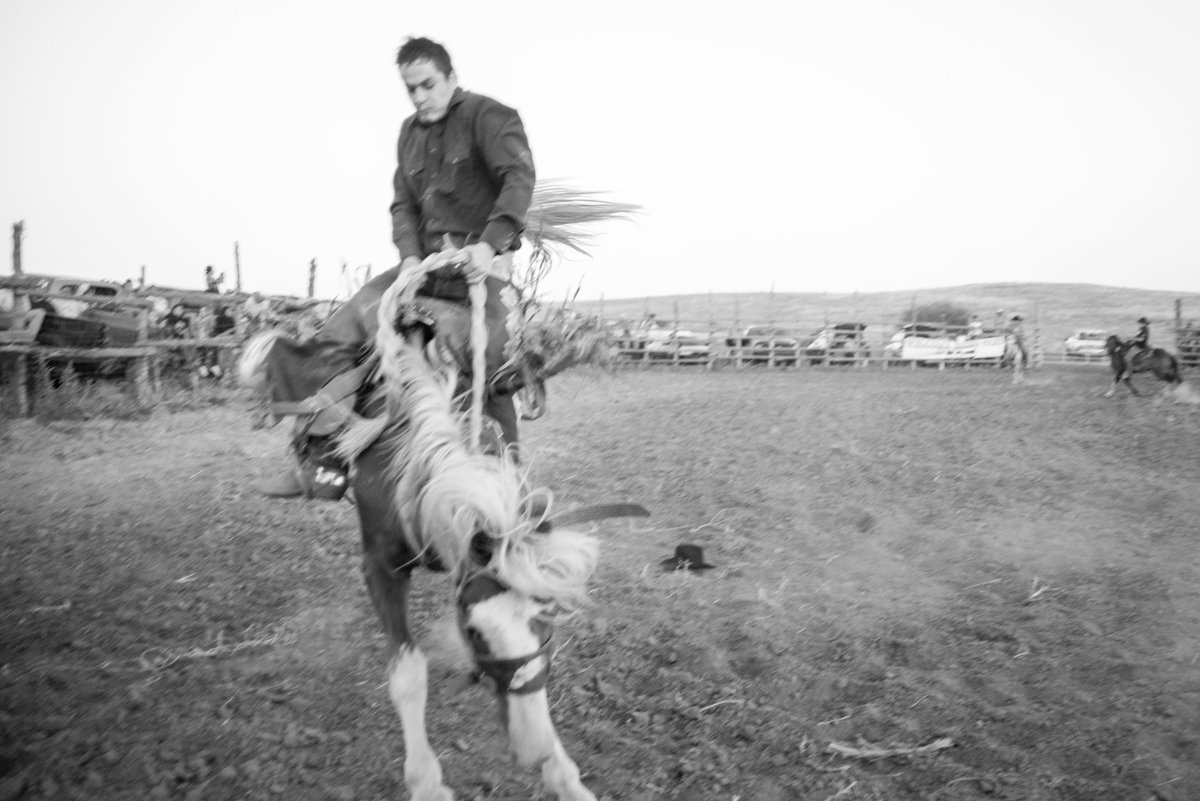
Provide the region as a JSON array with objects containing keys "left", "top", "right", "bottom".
[
  {"left": 1123, "top": 370, "right": 1140, "bottom": 396},
  {"left": 389, "top": 644, "right": 453, "bottom": 801},
  {"left": 504, "top": 692, "right": 595, "bottom": 801},
  {"left": 359, "top": 502, "right": 453, "bottom": 799},
  {"left": 539, "top": 739, "right": 596, "bottom": 801}
]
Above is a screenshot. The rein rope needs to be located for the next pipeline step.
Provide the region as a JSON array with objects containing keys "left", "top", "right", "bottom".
[
  {"left": 467, "top": 280, "right": 487, "bottom": 452},
  {"left": 378, "top": 248, "right": 490, "bottom": 454}
]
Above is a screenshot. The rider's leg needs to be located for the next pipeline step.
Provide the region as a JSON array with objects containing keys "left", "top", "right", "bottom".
[
  {"left": 252, "top": 272, "right": 402, "bottom": 500},
  {"left": 484, "top": 392, "right": 520, "bottom": 456}
]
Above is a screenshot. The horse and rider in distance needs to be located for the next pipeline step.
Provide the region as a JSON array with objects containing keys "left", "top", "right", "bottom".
[{"left": 1104, "top": 316, "right": 1183, "bottom": 397}]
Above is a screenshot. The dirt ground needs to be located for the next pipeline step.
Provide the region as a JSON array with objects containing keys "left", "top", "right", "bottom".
[{"left": 2, "top": 365, "right": 1198, "bottom": 801}]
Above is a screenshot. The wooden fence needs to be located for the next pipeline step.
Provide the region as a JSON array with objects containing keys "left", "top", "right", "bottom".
[
  {"left": 5, "top": 300, "right": 1197, "bottom": 416},
  {"left": 0, "top": 337, "right": 243, "bottom": 415},
  {"left": 605, "top": 318, "right": 1038, "bottom": 370}
]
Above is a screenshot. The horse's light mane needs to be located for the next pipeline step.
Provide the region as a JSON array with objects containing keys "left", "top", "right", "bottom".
[{"left": 357, "top": 257, "right": 597, "bottom": 608}]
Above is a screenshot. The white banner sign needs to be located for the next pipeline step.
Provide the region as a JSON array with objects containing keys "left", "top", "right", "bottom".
[{"left": 898, "top": 335, "right": 1006, "bottom": 361}]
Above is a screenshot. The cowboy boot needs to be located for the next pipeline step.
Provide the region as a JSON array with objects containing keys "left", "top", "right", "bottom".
[{"left": 297, "top": 436, "right": 350, "bottom": 501}]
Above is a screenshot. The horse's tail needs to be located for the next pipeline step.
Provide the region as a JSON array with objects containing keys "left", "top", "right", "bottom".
[
  {"left": 1168, "top": 353, "right": 1184, "bottom": 385},
  {"left": 237, "top": 329, "right": 287, "bottom": 391}
]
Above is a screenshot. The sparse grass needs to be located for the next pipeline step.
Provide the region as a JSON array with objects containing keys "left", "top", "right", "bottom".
[
  {"left": 1, "top": 358, "right": 248, "bottom": 421},
  {"left": 3, "top": 324, "right": 1199, "bottom": 800},
  {"left": 25, "top": 358, "right": 151, "bottom": 422}
]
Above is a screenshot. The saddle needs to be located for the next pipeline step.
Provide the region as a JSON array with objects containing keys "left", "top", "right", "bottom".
[{"left": 265, "top": 294, "right": 546, "bottom": 444}]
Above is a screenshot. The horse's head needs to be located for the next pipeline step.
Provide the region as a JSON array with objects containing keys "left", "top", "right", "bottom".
[
  {"left": 1105, "top": 334, "right": 1125, "bottom": 355},
  {"left": 454, "top": 526, "right": 596, "bottom": 768}
]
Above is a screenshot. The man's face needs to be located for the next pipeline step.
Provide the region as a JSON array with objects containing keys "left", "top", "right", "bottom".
[{"left": 401, "top": 59, "right": 457, "bottom": 123}]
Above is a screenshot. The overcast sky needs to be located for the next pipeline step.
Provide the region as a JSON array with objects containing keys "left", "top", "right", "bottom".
[{"left": 2, "top": 0, "right": 1198, "bottom": 301}]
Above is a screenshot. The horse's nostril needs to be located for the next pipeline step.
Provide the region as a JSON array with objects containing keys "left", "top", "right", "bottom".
[{"left": 463, "top": 625, "right": 487, "bottom": 650}]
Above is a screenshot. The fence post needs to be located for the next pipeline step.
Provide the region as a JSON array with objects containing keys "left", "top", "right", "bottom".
[
  {"left": 234, "top": 242, "right": 242, "bottom": 293},
  {"left": 11, "top": 220, "right": 23, "bottom": 275},
  {"left": 1175, "top": 298, "right": 1182, "bottom": 353},
  {"left": 733, "top": 296, "right": 742, "bottom": 367},
  {"left": 12, "top": 352, "right": 29, "bottom": 414}
]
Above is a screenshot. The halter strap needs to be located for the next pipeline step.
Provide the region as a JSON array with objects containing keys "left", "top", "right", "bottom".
[{"left": 456, "top": 566, "right": 555, "bottom": 695}]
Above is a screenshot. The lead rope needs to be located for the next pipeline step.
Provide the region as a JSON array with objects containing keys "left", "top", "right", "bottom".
[{"left": 375, "top": 246, "right": 489, "bottom": 454}]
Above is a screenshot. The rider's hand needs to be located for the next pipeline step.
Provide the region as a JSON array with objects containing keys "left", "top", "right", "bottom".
[{"left": 458, "top": 242, "right": 496, "bottom": 284}]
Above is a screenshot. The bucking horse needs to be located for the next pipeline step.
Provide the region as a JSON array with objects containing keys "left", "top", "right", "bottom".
[
  {"left": 240, "top": 186, "right": 641, "bottom": 800},
  {"left": 1104, "top": 334, "right": 1183, "bottom": 397}
]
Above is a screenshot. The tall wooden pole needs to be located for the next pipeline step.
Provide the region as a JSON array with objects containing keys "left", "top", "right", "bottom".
[
  {"left": 308, "top": 259, "right": 317, "bottom": 298},
  {"left": 139, "top": 265, "right": 146, "bottom": 289},
  {"left": 11, "top": 221, "right": 23, "bottom": 275},
  {"left": 1176, "top": 298, "right": 1183, "bottom": 347},
  {"left": 234, "top": 242, "right": 242, "bottom": 293}
]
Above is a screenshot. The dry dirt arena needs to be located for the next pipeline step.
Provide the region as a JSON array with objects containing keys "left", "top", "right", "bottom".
[{"left": 2, "top": 365, "right": 1199, "bottom": 801}]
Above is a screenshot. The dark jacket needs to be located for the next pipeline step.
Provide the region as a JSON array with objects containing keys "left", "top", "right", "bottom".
[
  {"left": 1131, "top": 324, "right": 1149, "bottom": 350},
  {"left": 390, "top": 89, "right": 535, "bottom": 261}
]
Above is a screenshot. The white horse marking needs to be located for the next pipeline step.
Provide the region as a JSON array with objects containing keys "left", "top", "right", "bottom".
[{"left": 389, "top": 647, "right": 454, "bottom": 801}]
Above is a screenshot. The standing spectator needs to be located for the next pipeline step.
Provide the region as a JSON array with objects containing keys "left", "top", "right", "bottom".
[
  {"left": 204, "top": 265, "right": 225, "bottom": 293},
  {"left": 967, "top": 315, "right": 983, "bottom": 339},
  {"left": 199, "top": 305, "right": 237, "bottom": 378},
  {"left": 162, "top": 304, "right": 191, "bottom": 339},
  {"left": 1007, "top": 314, "right": 1029, "bottom": 365}
]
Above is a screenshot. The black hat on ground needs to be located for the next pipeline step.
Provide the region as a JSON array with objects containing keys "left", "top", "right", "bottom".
[{"left": 660, "top": 544, "right": 715, "bottom": 572}]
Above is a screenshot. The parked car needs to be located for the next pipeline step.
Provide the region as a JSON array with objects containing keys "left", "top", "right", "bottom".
[
  {"left": 26, "top": 275, "right": 143, "bottom": 347},
  {"left": 734, "top": 325, "right": 799, "bottom": 365},
  {"left": 1064, "top": 329, "right": 1109, "bottom": 359},
  {"left": 610, "top": 315, "right": 674, "bottom": 360},
  {"left": 805, "top": 323, "right": 869, "bottom": 364},
  {"left": 645, "top": 329, "right": 711, "bottom": 362}
]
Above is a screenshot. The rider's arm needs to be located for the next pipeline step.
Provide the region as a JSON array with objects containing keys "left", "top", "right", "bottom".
[
  {"left": 390, "top": 119, "right": 424, "bottom": 261},
  {"left": 475, "top": 100, "right": 535, "bottom": 257}
]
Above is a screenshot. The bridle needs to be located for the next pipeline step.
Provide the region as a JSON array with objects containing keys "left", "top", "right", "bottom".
[
  {"left": 450, "top": 504, "right": 648, "bottom": 695},
  {"left": 471, "top": 631, "right": 553, "bottom": 695},
  {"left": 456, "top": 565, "right": 555, "bottom": 696}
]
